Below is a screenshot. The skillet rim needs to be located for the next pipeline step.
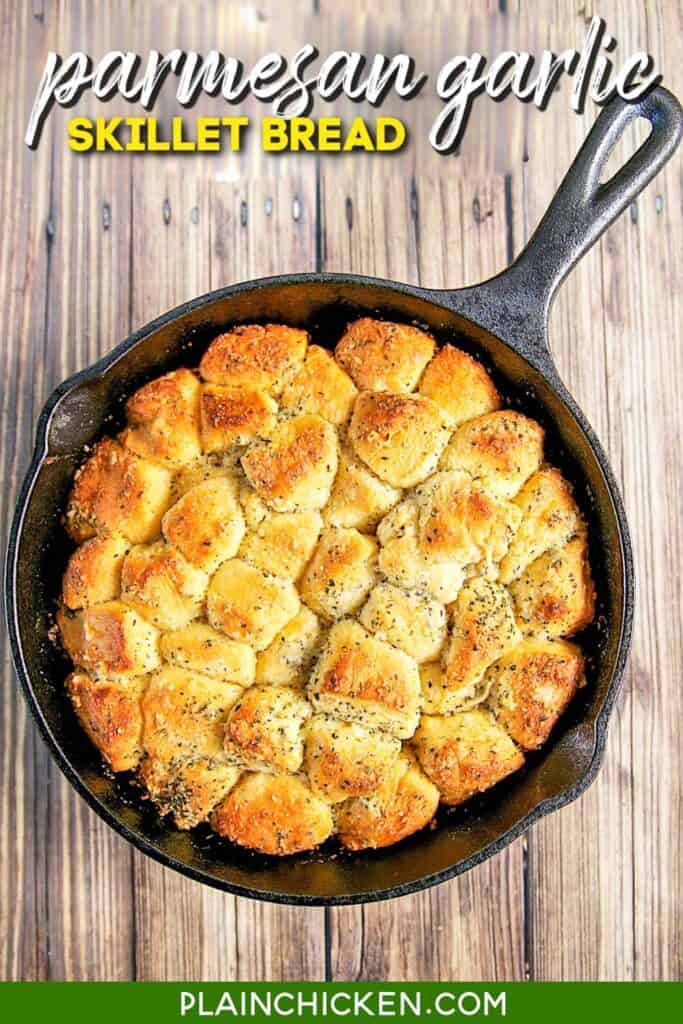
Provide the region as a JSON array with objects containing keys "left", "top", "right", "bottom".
[{"left": 4, "top": 271, "right": 634, "bottom": 905}]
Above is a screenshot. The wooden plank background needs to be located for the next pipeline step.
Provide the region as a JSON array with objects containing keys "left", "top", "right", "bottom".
[{"left": 1, "top": 0, "right": 681, "bottom": 982}]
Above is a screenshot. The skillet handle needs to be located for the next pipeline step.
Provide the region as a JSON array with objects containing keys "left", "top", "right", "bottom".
[{"left": 443, "top": 86, "right": 683, "bottom": 363}]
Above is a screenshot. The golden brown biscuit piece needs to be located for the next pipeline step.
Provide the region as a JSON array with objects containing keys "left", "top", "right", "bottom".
[
  {"left": 255, "top": 607, "right": 322, "bottom": 687},
  {"left": 120, "top": 541, "right": 209, "bottom": 631},
  {"left": 223, "top": 684, "right": 312, "bottom": 773},
  {"left": 486, "top": 638, "right": 584, "bottom": 749},
  {"left": 141, "top": 684, "right": 243, "bottom": 825},
  {"left": 300, "top": 527, "right": 377, "bottom": 621},
  {"left": 169, "top": 459, "right": 238, "bottom": 502},
  {"left": 159, "top": 623, "right": 256, "bottom": 687},
  {"left": 141, "top": 667, "right": 243, "bottom": 765},
  {"left": 239, "top": 502, "right": 322, "bottom": 580},
  {"left": 213, "top": 773, "right": 334, "bottom": 854},
  {"left": 359, "top": 583, "right": 447, "bottom": 664},
  {"left": 420, "top": 660, "right": 501, "bottom": 715},
  {"left": 510, "top": 537, "right": 596, "bottom": 638},
  {"left": 66, "top": 670, "right": 148, "bottom": 771},
  {"left": 62, "top": 534, "right": 129, "bottom": 610},
  {"left": 377, "top": 500, "right": 465, "bottom": 604},
  {"left": 162, "top": 477, "right": 245, "bottom": 575},
  {"left": 335, "top": 318, "right": 435, "bottom": 394},
  {"left": 241, "top": 414, "right": 338, "bottom": 511},
  {"left": 121, "top": 368, "right": 202, "bottom": 466},
  {"left": 324, "top": 447, "right": 401, "bottom": 531},
  {"left": 413, "top": 710, "right": 524, "bottom": 806},
  {"left": 199, "top": 323, "right": 308, "bottom": 394},
  {"left": 304, "top": 716, "right": 401, "bottom": 803},
  {"left": 419, "top": 662, "right": 465, "bottom": 715},
  {"left": 499, "top": 468, "right": 583, "bottom": 583},
  {"left": 308, "top": 620, "right": 421, "bottom": 738},
  {"left": 336, "top": 752, "right": 439, "bottom": 849},
  {"left": 440, "top": 411, "right": 544, "bottom": 499},
  {"left": 58, "top": 601, "right": 161, "bottom": 678},
  {"left": 349, "top": 392, "right": 451, "bottom": 488},
  {"left": 419, "top": 344, "right": 500, "bottom": 425},
  {"left": 199, "top": 383, "right": 277, "bottom": 453},
  {"left": 139, "top": 757, "right": 241, "bottom": 830},
  {"left": 415, "top": 471, "right": 521, "bottom": 570},
  {"left": 65, "top": 439, "right": 172, "bottom": 544},
  {"left": 281, "top": 344, "right": 358, "bottom": 424},
  {"left": 207, "top": 558, "right": 300, "bottom": 651},
  {"left": 443, "top": 578, "right": 521, "bottom": 697}
]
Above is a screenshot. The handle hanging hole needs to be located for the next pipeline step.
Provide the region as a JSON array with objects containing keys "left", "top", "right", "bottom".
[{"left": 599, "top": 115, "right": 652, "bottom": 185}]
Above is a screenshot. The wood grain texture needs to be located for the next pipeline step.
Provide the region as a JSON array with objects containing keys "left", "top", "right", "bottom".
[
  {"left": 0, "top": 0, "right": 681, "bottom": 982},
  {"left": 0, "top": 0, "right": 53, "bottom": 981},
  {"left": 508, "top": 0, "right": 682, "bottom": 981}
]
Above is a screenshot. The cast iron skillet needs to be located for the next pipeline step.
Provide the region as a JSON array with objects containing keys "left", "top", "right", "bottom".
[{"left": 6, "top": 88, "right": 682, "bottom": 905}]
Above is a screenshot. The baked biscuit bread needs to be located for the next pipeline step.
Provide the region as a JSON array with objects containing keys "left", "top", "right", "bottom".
[
  {"left": 420, "top": 662, "right": 468, "bottom": 716},
  {"left": 377, "top": 500, "right": 466, "bottom": 603},
  {"left": 418, "top": 344, "right": 500, "bottom": 426},
  {"left": 241, "top": 414, "right": 338, "bottom": 511},
  {"left": 421, "top": 658, "right": 518, "bottom": 716},
  {"left": 121, "top": 368, "right": 202, "bottom": 466},
  {"left": 300, "top": 526, "right": 377, "bottom": 620},
  {"left": 413, "top": 710, "right": 524, "bottom": 805},
  {"left": 140, "top": 667, "right": 243, "bottom": 826},
  {"left": 255, "top": 607, "right": 322, "bottom": 687},
  {"left": 349, "top": 392, "right": 450, "bottom": 487},
  {"left": 65, "top": 438, "right": 172, "bottom": 544},
  {"left": 141, "top": 667, "right": 243, "bottom": 765},
  {"left": 499, "top": 468, "right": 583, "bottom": 583},
  {"left": 308, "top": 620, "right": 421, "bottom": 738},
  {"left": 223, "top": 684, "right": 312, "bottom": 772},
  {"left": 486, "top": 638, "right": 584, "bottom": 749},
  {"left": 442, "top": 578, "right": 521, "bottom": 697},
  {"left": 169, "top": 459, "right": 238, "bottom": 501},
  {"left": 120, "top": 541, "right": 209, "bottom": 631},
  {"left": 140, "top": 757, "right": 241, "bottom": 830},
  {"left": 58, "top": 600, "right": 161, "bottom": 678},
  {"left": 440, "top": 411, "right": 544, "bottom": 499},
  {"left": 335, "top": 318, "right": 435, "bottom": 393},
  {"left": 162, "top": 477, "right": 245, "bottom": 574},
  {"left": 510, "top": 537, "right": 595, "bottom": 638},
  {"left": 62, "top": 534, "right": 129, "bottom": 610},
  {"left": 66, "top": 670, "right": 147, "bottom": 771},
  {"left": 199, "top": 383, "right": 277, "bottom": 452},
  {"left": 212, "top": 773, "right": 334, "bottom": 854},
  {"left": 281, "top": 344, "right": 357, "bottom": 424},
  {"left": 324, "top": 448, "right": 401, "bottom": 531},
  {"left": 59, "top": 319, "right": 594, "bottom": 854},
  {"left": 238, "top": 499, "right": 322, "bottom": 581},
  {"left": 207, "top": 558, "right": 300, "bottom": 651},
  {"left": 359, "top": 582, "right": 447, "bottom": 664},
  {"left": 415, "top": 471, "right": 521, "bottom": 569},
  {"left": 199, "top": 323, "right": 308, "bottom": 394},
  {"left": 159, "top": 622, "right": 256, "bottom": 687},
  {"left": 336, "top": 752, "right": 440, "bottom": 849},
  {"left": 304, "top": 716, "right": 402, "bottom": 802}
]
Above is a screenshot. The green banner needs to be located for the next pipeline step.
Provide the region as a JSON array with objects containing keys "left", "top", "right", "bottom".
[{"left": 0, "top": 981, "right": 681, "bottom": 1021}]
